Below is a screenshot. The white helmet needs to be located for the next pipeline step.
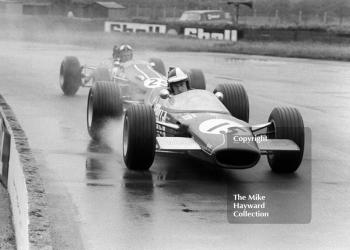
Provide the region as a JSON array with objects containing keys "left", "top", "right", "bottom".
[
  {"left": 113, "top": 44, "right": 133, "bottom": 62},
  {"left": 167, "top": 67, "right": 189, "bottom": 93}
]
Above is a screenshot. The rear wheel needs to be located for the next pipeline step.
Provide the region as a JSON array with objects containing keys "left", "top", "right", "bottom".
[
  {"left": 149, "top": 58, "right": 166, "bottom": 76},
  {"left": 87, "top": 81, "right": 123, "bottom": 140},
  {"left": 123, "top": 104, "right": 156, "bottom": 171},
  {"left": 59, "top": 56, "right": 82, "bottom": 96},
  {"left": 187, "top": 69, "right": 206, "bottom": 90},
  {"left": 214, "top": 83, "right": 249, "bottom": 122},
  {"left": 267, "top": 107, "right": 304, "bottom": 173}
]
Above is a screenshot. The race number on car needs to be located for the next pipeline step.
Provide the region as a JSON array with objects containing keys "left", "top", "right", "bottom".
[{"left": 144, "top": 78, "right": 167, "bottom": 88}]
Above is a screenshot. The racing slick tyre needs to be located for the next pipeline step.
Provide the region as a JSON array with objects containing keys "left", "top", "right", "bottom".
[
  {"left": 123, "top": 104, "right": 156, "bottom": 171},
  {"left": 93, "top": 67, "right": 111, "bottom": 81},
  {"left": 214, "top": 83, "right": 249, "bottom": 123},
  {"left": 149, "top": 58, "right": 166, "bottom": 76},
  {"left": 267, "top": 107, "right": 305, "bottom": 173},
  {"left": 59, "top": 56, "right": 82, "bottom": 96},
  {"left": 187, "top": 69, "right": 206, "bottom": 90},
  {"left": 87, "top": 81, "right": 123, "bottom": 140}
]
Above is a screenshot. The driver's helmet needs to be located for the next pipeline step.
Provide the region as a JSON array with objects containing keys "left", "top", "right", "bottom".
[
  {"left": 117, "top": 44, "right": 133, "bottom": 63},
  {"left": 167, "top": 67, "right": 190, "bottom": 95}
]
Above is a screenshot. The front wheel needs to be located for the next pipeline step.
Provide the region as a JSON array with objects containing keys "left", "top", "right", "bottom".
[
  {"left": 149, "top": 58, "right": 166, "bottom": 76},
  {"left": 87, "top": 81, "right": 123, "bottom": 140},
  {"left": 187, "top": 69, "right": 206, "bottom": 90},
  {"left": 59, "top": 56, "right": 82, "bottom": 96},
  {"left": 267, "top": 107, "right": 305, "bottom": 173},
  {"left": 123, "top": 104, "right": 156, "bottom": 171},
  {"left": 214, "top": 83, "right": 249, "bottom": 123}
]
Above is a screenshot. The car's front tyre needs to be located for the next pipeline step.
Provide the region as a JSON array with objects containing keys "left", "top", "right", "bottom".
[
  {"left": 59, "top": 56, "right": 82, "bottom": 96},
  {"left": 187, "top": 69, "right": 206, "bottom": 90},
  {"left": 87, "top": 81, "right": 123, "bottom": 140},
  {"left": 214, "top": 83, "right": 249, "bottom": 123},
  {"left": 123, "top": 104, "right": 156, "bottom": 171},
  {"left": 149, "top": 58, "right": 166, "bottom": 76},
  {"left": 267, "top": 107, "right": 305, "bottom": 173}
]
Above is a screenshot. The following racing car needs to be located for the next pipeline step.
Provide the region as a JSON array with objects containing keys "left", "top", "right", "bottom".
[
  {"left": 58, "top": 44, "right": 167, "bottom": 96},
  {"left": 58, "top": 45, "right": 207, "bottom": 140}
]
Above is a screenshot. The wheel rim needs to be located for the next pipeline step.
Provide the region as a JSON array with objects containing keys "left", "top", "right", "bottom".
[
  {"left": 87, "top": 91, "right": 93, "bottom": 130},
  {"left": 123, "top": 116, "right": 129, "bottom": 157}
]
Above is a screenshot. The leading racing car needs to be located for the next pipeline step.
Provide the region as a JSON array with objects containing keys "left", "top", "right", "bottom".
[
  {"left": 122, "top": 83, "right": 304, "bottom": 173},
  {"left": 90, "top": 65, "right": 305, "bottom": 173}
]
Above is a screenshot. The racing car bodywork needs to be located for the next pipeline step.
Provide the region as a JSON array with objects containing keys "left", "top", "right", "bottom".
[
  {"left": 122, "top": 82, "right": 305, "bottom": 174},
  {"left": 59, "top": 56, "right": 167, "bottom": 96}
]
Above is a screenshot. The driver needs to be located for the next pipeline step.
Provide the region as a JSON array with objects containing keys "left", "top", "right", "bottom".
[
  {"left": 167, "top": 67, "right": 190, "bottom": 95},
  {"left": 113, "top": 44, "right": 133, "bottom": 63}
]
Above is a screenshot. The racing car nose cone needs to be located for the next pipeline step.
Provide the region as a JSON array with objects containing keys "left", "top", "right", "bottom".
[{"left": 214, "top": 143, "right": 261, "bottom": 169}]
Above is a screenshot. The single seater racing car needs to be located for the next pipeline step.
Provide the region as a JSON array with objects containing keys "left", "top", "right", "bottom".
[
  {"left": 58, "top": 53, "right": 167, "bottom": 96},
  {"left": 122, "top": 81, "right": 304, "bottom": 174}
]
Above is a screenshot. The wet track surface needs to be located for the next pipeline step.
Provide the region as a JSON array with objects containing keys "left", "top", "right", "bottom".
[{"left": 1, "top": 41, "right": 350, "bottom": 249}]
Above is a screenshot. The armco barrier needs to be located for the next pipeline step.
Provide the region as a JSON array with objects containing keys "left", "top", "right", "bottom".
[
  {"left": 0, "top": 113, "right": 11, "bottom": 188},
  {"left": 0, "top": 95, "right": 52, "bottom": 250}
]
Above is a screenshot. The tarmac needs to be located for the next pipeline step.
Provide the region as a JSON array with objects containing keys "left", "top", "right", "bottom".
[
  {"left": 1, "top": 41, "right": 350, "bottom": 249},
  {"left": 0, "top": 184, "right": 16, "bottom": 249}
]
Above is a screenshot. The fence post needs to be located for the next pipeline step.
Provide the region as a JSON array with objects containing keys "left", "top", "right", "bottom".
[
  {"left": 135, "top": 4, "right": 139, "bottom": 17},
  {"left": 298, "top": 10, "right": 302, "bottom": 25},
  {"left": 339, "top": 16, "right": 343, "bottom": 26},
  {"left": 275, "top": 9, "right": 279, "bottom": 26},
  {"left": 275, "top": 9, "right": 279, "bottom": 19},
  {"left": 163, "top": 6, "right": 166, "bottom": 19},
  {"left": 323, "top": 11, "right": 327, "bottom": 24}
]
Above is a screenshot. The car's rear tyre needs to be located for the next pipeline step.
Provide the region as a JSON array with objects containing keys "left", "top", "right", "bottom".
[
  {"left": 149, "top": 58, "right": 166, "bottom": 76},
  {"left": 267, "top": 107, "right": 305, "bottom": 173},
  {"left": 87, "top": 81, "right": 123, "bottom": 140},
  {"left": 123, "top": 104, "right": 156, "bottom": 171},
  {"left": 59, "top": 56, "right": 82, "bottom": 96},
  {"left": 214, "top": 83, "right": 249, "bottom": 122},
  {"left": 187, "top": 69, "right": 206, "bottom": 90},
  {"left": 93, "top": 67, "right": 111, "bottom": 81}
]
